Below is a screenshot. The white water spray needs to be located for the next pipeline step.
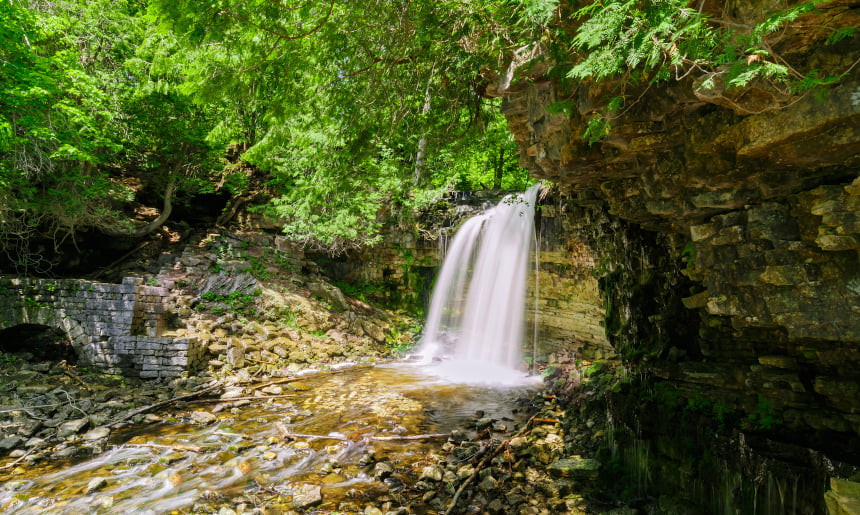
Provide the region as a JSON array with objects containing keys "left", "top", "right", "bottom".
[{"left": 418, "top": 184, "right": 541, "bottom": 384}]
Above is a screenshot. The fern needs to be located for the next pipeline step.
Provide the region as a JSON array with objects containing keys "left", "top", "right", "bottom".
[{"left": 563, "top": 0, "right": 845, "bottom": 136}]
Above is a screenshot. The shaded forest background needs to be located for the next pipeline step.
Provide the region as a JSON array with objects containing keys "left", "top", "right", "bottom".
[{"left": 1, "top": 0, "right": 851, "bottom": 274}]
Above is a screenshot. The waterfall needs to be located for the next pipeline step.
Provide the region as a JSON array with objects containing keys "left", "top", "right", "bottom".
[{"left": 417, "top": 184, "right": 541, "bottom": 384}]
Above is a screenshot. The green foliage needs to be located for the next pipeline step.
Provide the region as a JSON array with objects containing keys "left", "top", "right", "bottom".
[
  {"left": 681, "top": 241, "right": 696, "bottom": 267},
  {"left": 386, "top": 320, "right": 423, "bottom": 355},
  {"left": 333, "top": 281, "right": 385, "bottom": 303},
  {"left": 744, "top": 395, "right": 783, "bottom": 430},
  {"left": 199, "top": 289, "right": 261, "bottom": 316},
  {"left": 23, "top": 296, "right": 47, "bottom": 308},
  {"left": 518, "top": 0, "right": 560, "bottom": 25},
  {"left": 0, "top": 0, "right": 229, "bottom": 272},
  {"left": 562, "top": 0, "right": 844, "bottom": 142},
  {"left": 568, "top": 0, "right": 714, "bottom": 83},
  {"left": 143, "top": 0, "right": 544, "bottom": 252},
  {"left": 2, "top": 0, "right": 848, "bottom": 260}
]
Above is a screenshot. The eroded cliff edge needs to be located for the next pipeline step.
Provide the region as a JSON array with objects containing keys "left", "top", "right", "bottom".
[{"left": 489, "top": 1, "right": 860, "bottom": 512}]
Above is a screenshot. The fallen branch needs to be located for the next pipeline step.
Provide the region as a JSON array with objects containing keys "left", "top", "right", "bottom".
[
  {"left": 185, "top": 393, "right": 296, "bottom": 404},
  {"left": 61, "top": 367, "right": 92, "bottom": 391},
  {"left": 444, "top": 416, "right": 537, "bottom": 515},
  {"left": 384, "top": 434, "right": 449, "bottom": 442},
  {"left": 273, "top": 422, "right": 450, "bottom": 443},
  {"left": 110, "top": 382, "right": 222, "bottom": 427},
  {"left": 0, "top": 403, "right": 63, "bottom": 414},
  {"left": 126, "top": 443, "right": 203, "bottom": 453},
  {"left": 213, "top": 431, "right": 248, "bottom": 438},
  {"left": 0, "top": 445, "right": 41, "bottom": 471}
]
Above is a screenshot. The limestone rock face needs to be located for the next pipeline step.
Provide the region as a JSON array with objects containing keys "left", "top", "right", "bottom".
[
  {"left": 492, "top": 1, "right": 860, "bottom": 367},
  {"left": 485, "top": 1, "right": 860, "bottom": 510}
]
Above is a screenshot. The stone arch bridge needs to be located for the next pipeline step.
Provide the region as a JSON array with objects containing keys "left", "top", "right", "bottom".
[{"left": 0, "top": 277, "right": 204, "bottom": 379}]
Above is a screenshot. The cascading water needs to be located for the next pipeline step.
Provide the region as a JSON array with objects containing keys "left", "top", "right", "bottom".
[{"left": 417, "top": 184, "right": 542, "bottom": 384}]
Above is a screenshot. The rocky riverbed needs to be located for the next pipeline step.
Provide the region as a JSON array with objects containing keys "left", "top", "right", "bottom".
[
  {"left": 0, "top": 356, "right": 613, "bottom": 515},
  {"left": 0, "top": 229, "right": 619, "bottom": 514}
]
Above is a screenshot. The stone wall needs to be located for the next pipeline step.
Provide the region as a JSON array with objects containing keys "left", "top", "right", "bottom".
[{"left": 0, "top": 277, "right": 205, "bottom": 378}]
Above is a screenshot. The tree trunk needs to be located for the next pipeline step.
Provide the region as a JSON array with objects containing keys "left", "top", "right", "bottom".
[
  {"left": 492, "top": 146, "right": 505, "bottom": 190},
  {"left": 102, "top": 172, "right": 178, "bottom": 238},
  {"left": 412, "top": 82, "right": 433, "bottom": 186}
]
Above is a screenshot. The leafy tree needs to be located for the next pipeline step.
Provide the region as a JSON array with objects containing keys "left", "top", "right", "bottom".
[
  {"left": 0, "top": 0, "right": 228, "bottom": 272},
  {"left": 5, "top": 0, "right": 845, "bottom": 262},
  {"left": 148, "top": 0, "right": 542, "bottom": 251},
  {"left": 0, "top": 0, "right": 132, "bottom": 272}
]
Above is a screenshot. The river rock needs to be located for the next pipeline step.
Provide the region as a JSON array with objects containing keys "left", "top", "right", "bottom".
[
  {"left": 190, "top": 411, "right": 218, "bottom": 424},
  {"left": 0, "top": 435, "right": 23, "bottom": 451},
  {"left": 548, "top": 456, "right": 600, "bottom": 480},
  {"left": 83, "top": 426, "right": 111, "bottom": 441},
  {"left": 373, "top": 461, "right": 394, "bottom": 480},
  {"left": 225, "top": 346, "right": 245, "bottom": 368},
  {"left": 475, "top": 417, "right": 495, "bottom": 431},
  {"left": 292, "top": 484, "right": 322, "bottom": 509},
  {"left": 419, "top": 464, "right": 444, "bottom": 482},
  {"left": 478, "top": 474, "right": 499, "bottom": 493},
  {"left": 16, "top": 384, "right": 52, "bottom": 395},
  {"left": 16, "top": 420, "right": 42, "bottom": 437},
  {"left": 85, "top": 477, "right": 108, "bottom": 494},
  {"left": 57, "top": 418, "right": 89, "bottom": 437},
  {"left": 54, "top": 446, "right": 77, "bottom": 458},
  {"left": 220, "top": 386, "right": 246, "bottom": 399},
  {"left": 825, "top": 478, "right": 860, "bottom": 515}
]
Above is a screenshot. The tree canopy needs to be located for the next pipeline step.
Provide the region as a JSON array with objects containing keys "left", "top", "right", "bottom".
[{"left": 1, "top": 0, "right": 851, "bottom": 268}]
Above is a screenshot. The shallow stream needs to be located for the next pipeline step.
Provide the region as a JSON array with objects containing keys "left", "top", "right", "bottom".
[{"left": 0, "top": 363, "right": 541, "bottom": 514}]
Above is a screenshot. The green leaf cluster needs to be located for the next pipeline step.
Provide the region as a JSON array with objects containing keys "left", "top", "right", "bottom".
[
  {"left": 0, "top": 0, "right": 227, "bottom": 272},
  {"left": 4, "top": 0, "right": 847, "bottom": 260},
  {"left": 558, "top": 0, "right": 846, "bottom": 143}
]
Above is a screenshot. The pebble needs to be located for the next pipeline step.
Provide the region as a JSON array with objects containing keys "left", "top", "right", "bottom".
[
  {"left": 57, "top": 417, "right": 89, "bottom": 438},
  {"left": 220, "top": 386, "right": 246, "bottom": 399},
  {"left": 373, "top": 461, "right": 394, "bottom": 480},
  {"left": 83, "top": 426, "right": 111, "bottom": 441},
  {"left": 419, "top": 464, "right": 444, "bottom": 482},
  {"left": 0, "top": 435, "right": 23, "bottom": 450},
  {"left": 24, "top": 437, "right": 46, "bottom": 448},
  {"left": 190, "top": 410, "right": 218, "bottom": 424},
  {"left": 292, "top": 484, "right": 322, "bottom": 509},
  {"left": 85, "top": 477, "right": 108, "bottom": 494}
]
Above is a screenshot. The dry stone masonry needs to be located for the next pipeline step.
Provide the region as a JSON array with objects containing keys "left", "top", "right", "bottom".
[{"left": 0, "top": 276, "right": 205, "bottom": 378}]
